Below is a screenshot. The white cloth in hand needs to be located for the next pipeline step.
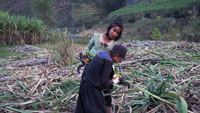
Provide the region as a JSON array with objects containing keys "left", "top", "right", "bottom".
[{"left": 112, "top": 74, "right": 120, "bottom": 84}]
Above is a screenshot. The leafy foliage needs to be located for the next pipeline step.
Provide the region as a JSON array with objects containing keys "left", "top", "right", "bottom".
[
  {"left": 93, "top": 0, "right": 126, "bottom": 15},
  {"left": 53, "top": 28, "right": 74, "bottom": 66},
  {"left": 152, "top": 28, "right": 161, "bottom": 40},
  {"left": 32, "top": 0, "right": 57, "bottom": 27},
  {"left": 176, "top": 97, "right": 188, "bottom": 113},
  {"left": 0, "top": 10, "right": 45, "bottom": 45}
]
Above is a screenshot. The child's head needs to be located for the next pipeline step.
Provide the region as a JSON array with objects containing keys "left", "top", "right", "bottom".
[
  {"left": 110, "top": 44, "right": 127, "bottom": 63},
  {"left": 106, "top": 18, "right": 123, "bottom": 41}
]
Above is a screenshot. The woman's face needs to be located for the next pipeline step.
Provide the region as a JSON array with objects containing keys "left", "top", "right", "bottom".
[{"left": 109, "top": 26, "right": 121, "bottom": 40}]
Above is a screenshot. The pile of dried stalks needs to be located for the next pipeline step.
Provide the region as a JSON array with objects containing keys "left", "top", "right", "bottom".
[{"left": 0, "top": 41, "right": 199, "bottom": 113}]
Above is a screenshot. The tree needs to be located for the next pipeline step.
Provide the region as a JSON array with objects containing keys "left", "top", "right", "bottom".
[
  {"left": 93, "top": 0, "right": 126, "bottom": 16},
  {"left": 152, "top": 28, "right": 161, "bottom": 40},
  {"left": 32, "top": 0, "right": 57, "bottom": 27}
]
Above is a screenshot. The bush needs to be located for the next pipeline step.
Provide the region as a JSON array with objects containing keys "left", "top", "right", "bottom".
[
  {"left": 53, "top": 28, "right": 73, "bottom": 66},
  {"left": 152, "top": 28, "right": 162, "bottom": 40},
  {"left": 0, "top": 10, "right": 45, "bottom": 45}
]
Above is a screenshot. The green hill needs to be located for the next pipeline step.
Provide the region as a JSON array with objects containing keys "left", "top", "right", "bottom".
[
  {"left": 109, "top": 0, "right": 200, "bottom": 18},
  {"left": 0, "top": 0, "right": 199, "bottom": 42}
]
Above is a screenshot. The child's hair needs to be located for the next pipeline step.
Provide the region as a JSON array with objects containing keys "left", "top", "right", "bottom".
[
  {"left": 106, "top": 17, "right": 123, "bottom": 41},
  {"left": 110, "top": 44, "right": 127, "bottom": 58}
]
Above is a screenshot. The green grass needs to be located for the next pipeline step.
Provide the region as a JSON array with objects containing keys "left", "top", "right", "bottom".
[
  {"left": 34, "top": 42, "right": 56, "bottom": 50},
  {"left": 0, "top": 45, "right": 21, "bottom": 58},
  {"left": 109, "top": 0, "right": 200, "bottom": 18}
]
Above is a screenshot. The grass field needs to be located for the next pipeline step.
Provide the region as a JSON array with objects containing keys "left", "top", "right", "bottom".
[{"left": 0, "top": 45, "right": 21, "bottom": 58}]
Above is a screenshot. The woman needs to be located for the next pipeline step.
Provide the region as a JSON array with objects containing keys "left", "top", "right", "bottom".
[{"left": 84, "top": 18, "right": 123, "bottom": 58}]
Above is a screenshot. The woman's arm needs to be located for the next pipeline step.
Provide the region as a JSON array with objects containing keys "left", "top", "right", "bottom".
[{"left": 84, "top": 33, "right": 96, "bottom": 54}]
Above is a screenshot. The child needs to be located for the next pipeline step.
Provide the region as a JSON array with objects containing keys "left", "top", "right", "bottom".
[
  {"left": 84, "top": 18, "right": 123, "bottom": 57},
  {"left": 75, "top": 44, "right": 127, "bottom": 113}
]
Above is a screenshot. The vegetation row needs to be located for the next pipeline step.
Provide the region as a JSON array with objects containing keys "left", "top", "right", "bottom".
[
  {"left": 0, "top": 11, "right": 45, "bottom": 45},
  {"left": 109, "top": 0, "right": 200, "bottom": 18}
]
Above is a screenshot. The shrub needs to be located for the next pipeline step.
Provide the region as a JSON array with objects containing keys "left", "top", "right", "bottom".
[
  {"left": 0, "top": 10, "right": 45, "bottom": 45},
  {"left": 152, "top": 28, "right": 162, "bottom": 40},
  {"left": 53, "top": 28, "right": 73, "bottom": 66}
]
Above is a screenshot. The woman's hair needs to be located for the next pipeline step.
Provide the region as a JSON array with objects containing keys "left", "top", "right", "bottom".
[{"left": 106, "top": 18, "right": 123, "bottom": 41}]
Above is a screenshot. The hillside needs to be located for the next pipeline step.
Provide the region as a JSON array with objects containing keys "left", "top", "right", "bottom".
[
  {"left": 0, "top": 0, "right": 148, "bottom": 28},
  {"left": 109, "top": 0, "right": 200, "bottom": 18},
  {"left": 0, "top": 0, "right": 33, "bottom": 17},
  {"left": 0, "top": 0, "right": 81, "bottom": 27},
  {"left": 75, "top": 0, "right": 200, "bottom": 42},
  {"left": 0, "top": 0, "right": 200, "bottom": 42}
]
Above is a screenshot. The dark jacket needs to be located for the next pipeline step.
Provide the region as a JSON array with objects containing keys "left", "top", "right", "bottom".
[{"left": 75, "top": 52, "right": 114, "bottom": 113}]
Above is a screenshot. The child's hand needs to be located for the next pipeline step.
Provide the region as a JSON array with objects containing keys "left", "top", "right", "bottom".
[
  {"left": 113, "top": 75, "right": 131, "bottom": 88},
  {"left": 118, "top": 81, "right": 130, "bottom": 88},
  {"left": 112, "top": 74, "right": 120, "bottom": 84}
]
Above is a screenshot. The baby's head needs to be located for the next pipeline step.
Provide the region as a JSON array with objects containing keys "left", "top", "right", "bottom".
[{"left": 110, "top": 44, "right": 127, "bottom": 63}]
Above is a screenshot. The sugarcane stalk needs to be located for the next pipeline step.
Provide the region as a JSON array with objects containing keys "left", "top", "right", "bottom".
[
  {"left": 135, "top": 87, "right": 176, "bottom": 106},
  {"left": 104, "top": 85, "right": 176, "bottom": 107}
]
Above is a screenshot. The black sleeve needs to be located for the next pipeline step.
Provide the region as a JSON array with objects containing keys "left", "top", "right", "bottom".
[
  {"left": 105, "top": 95, "right": 112, "bottom": 107},
  {"left": 103, "top": 69, "right": 114, "bottom": 107},
  {"left": 109, "top": 69, "right": 114, "bottom": 89},
  {"left": 101, "top": 59, "right": 113, "bottom": 89},
  {"left": 103, "top": 89, "right": 112, "bottom": 107}
]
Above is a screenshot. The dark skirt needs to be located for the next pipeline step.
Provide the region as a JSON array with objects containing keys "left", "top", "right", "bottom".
[{"left": 74, "top": 79, "right": 107, "bottom": 113}]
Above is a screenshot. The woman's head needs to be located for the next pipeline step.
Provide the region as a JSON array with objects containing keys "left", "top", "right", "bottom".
[{"left": 106, "top": 18, "right": 123, "bottom": 41}]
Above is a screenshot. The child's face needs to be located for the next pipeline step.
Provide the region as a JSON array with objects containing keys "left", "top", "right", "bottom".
[
  {"left": 113, "top": 55, "right": 123, "bottom": 63},
  {"left": 109, "top": 26, "right": 121, "bottom": 40}
]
